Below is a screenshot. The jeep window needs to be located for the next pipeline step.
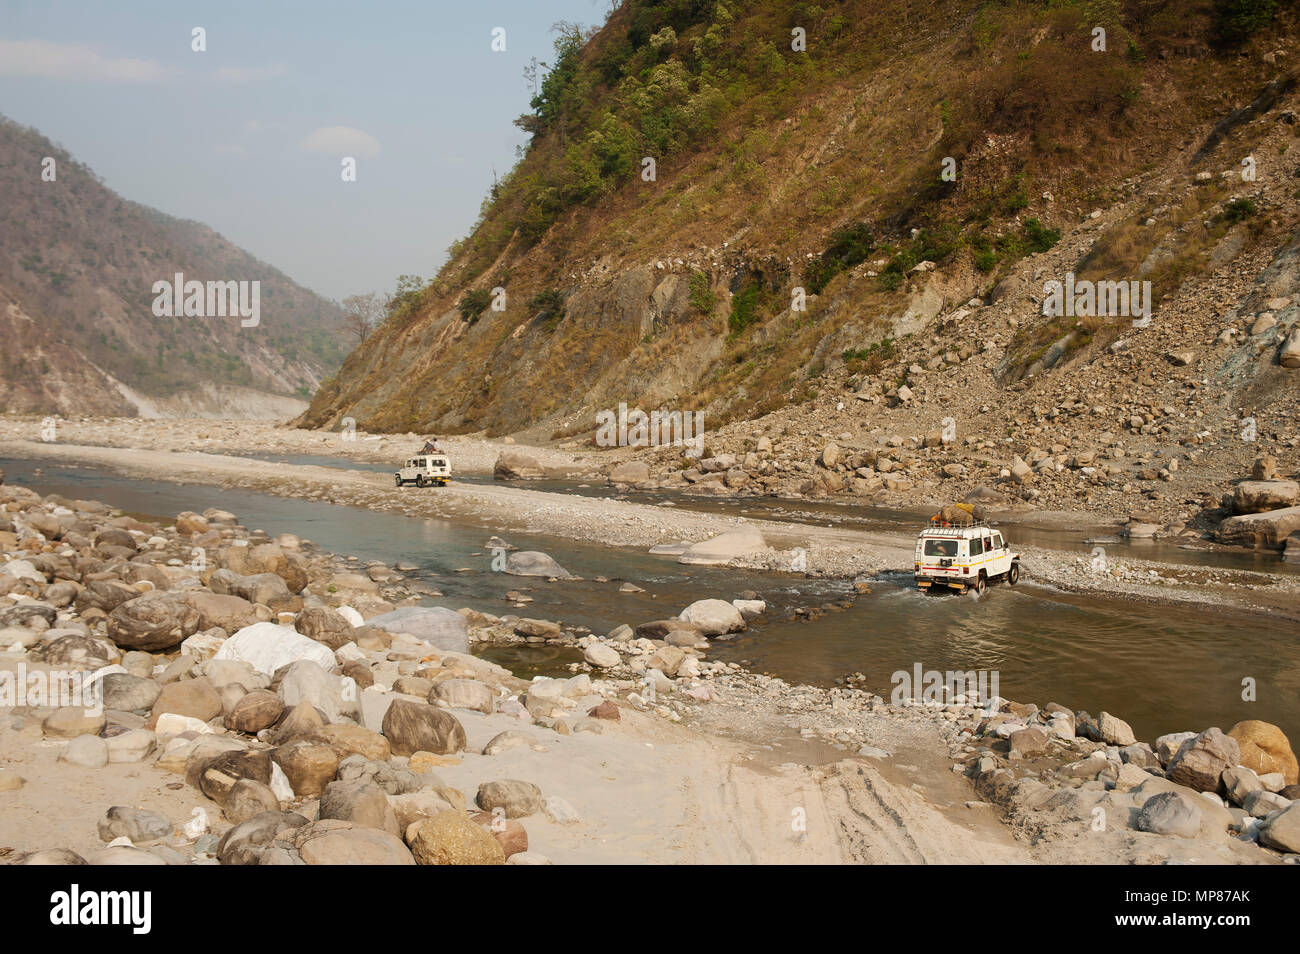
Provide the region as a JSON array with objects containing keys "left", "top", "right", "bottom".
[
  {"left": 993, "top": 533, "right": 1003, "bottom": 550},
  {"left": 924, "top": 539, "right": 958, "bottom": 557},
  {"left": 970, "top": 538, "right": 983, "bottom": 556}
]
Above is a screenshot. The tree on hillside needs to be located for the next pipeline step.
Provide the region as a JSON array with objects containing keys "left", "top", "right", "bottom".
[{"left": 341, "top": 292, "right": 383, "bottom": 344}]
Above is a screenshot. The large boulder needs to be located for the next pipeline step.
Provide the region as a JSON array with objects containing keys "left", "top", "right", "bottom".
[
  {"left": 271, "top": 739, "right": 341, "bottom": 797},
  {"left": 429, "top": 679, "right": 494, "bottom": 714},
  {"left": 318, "top": 780, "right": 401, "bottom": 836},
  {"left": 1259, "top": 802, "right": 1300, "bottom": 853},
  {"left": 296, "top": 821, "right": 414, "bottom": 865},
  {"left": 381, "top": 699, "right": 467, "bottom": 756},
  {"left": 147, "top": 677, "right": 222, "bottom": 728},
  {"left": 212, "top": 622, "right": 337, "bottom": 676},
  {"left": 503, "top": 551, "right": 573, "bottom": 579},
  {"left": 217, "top": 811, "right": 309, "bottom": 865},
  {"left": 677, "top": 598, "right": 745, "bottom": 635},
  {"left": 407, "top": 811, "right": 504, "bottom": 865},
  {"left": 182, "top": 592, "right": 259, "bottom": 633},
  {"left": 677, "top": 526, "right": 768, "bottom": 566},
  {"left": 1278, "top": 328, "right": 1300, "bottom": 368},
  {"left": 494, "top": 452, "right": 545, "bottom": 480},
  {"left": 364, "top": 607, "right": 469, "bottom": 654},
  {"left": 1218, "top": 506, "right": 1300, "bottom": 550},
  {"left": 107, "top": 592, "right": 200, "bottom": 651},
  {"left": 295, "top": 606, "right": 355, "bottom": 650},
  {"left": 1231, "top": 480, "right": 1299, "bottom": 514},
  {"left": 608, "top": 461, "right": 651, "bottom": 485},
  {"left": 277, "top": 660, "right": 354, "bottom": 723},
  {"left": 476, "top": 779, "right": 544, "bottom": 818},
  {"left": 1165, "top": 727, "right": 1239, "bottom": 793},
  {"left": 1228, "top": 720, "right": 1299, "bottom": 785}
]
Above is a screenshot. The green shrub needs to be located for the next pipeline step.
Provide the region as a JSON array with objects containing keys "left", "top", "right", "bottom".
[
  {"left": 1211, "top": 0, "right": 1277, "bottom": 47},
  {"left": 689, "top": 271, "right": 714, "bottom": 314},
  {"left": 458, "top": 288, "right": 492, "bottom": 323},
  {"left": 728, "top": 284, "right": 761, "bottom": 337},
  {"left": 1219, "top": 197, "right": 1258, "bottom": 224},
  {"left": 1023, "top": 218, "right": 1061, "bottom": 253}
]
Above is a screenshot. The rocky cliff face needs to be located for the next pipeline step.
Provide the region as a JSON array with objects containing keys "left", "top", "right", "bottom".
[
  {"left": 300, "top": 0, "right": 1300, "bottom": 445},
  {"left": 0, "top": 116, "right": 348, "bottom": 418}
]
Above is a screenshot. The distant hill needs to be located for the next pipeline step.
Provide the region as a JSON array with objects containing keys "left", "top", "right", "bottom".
[{"left": 0, "top": 115, "right": 349, "bottom": 418}]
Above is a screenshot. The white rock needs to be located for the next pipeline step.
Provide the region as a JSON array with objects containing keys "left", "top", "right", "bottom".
[{"left": 213, "top": 622, "right": 336, "bottom": 676}]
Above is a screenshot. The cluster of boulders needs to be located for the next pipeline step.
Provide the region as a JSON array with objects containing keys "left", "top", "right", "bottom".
[
  {"left": 0, "top": 484, "right": 622, "bottom": 865},
  {"left": 966, "top": 702, "right": 1300, "bottom": 858},
  {"left": 1217, "top": 453, "right": 1300, "bottom": 552}
]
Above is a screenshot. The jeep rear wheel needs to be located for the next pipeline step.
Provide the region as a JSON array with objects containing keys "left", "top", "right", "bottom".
[{"left": 973, "top": 572, "right": 986, "bottom": 594}]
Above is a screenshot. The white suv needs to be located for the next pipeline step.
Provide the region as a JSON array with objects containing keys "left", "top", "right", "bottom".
[
  {"left": 395, "top": 455, "right": 451, "bottom": 487},
  {"left": 914, "top": 520, "right": 1019, "bottom": 594}
]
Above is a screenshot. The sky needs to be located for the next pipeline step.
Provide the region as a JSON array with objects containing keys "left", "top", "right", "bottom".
[{"left": 0, "top": 0, "right": 614, "bottom": 300}]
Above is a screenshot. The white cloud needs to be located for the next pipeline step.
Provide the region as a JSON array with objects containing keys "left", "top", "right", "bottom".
[
  {"left": 0, "top": 40, "right": 165, "bottom": 82},
  {"left": 215, "top": 64, "right": 289, "bottom": 84},
  {"left": 299, "top": 125, "right": 381, "bottom": 158}
]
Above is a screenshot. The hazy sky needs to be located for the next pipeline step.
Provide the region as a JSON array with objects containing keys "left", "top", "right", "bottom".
[{"left": 0, "top": 0, "right": 613, "bottom": 300}]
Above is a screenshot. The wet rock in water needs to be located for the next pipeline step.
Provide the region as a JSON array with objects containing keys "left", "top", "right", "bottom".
[
  {"left": 504, "top": 551, "right": 574, "bottom": 579},
  {"left": 1259, "top": 802, "right": 1300, "bottom": 853},
  {"left": 98, "top": 806, "right": 172, "bottom": 844},
  {"left": 1228, "top": 720, "right": 1298, "bottom": 785},
  {"left": 677, "top": 598, "right": 745, "bottom": 636},
  {"left": 1097, "top": 711, "right": 1136, "bottom": 747},
  {"left": 583, "top": 642, "right": 621, "bottom": 668},
  {"left": 365, "top": 606, "right": 470, "bottom": 653},
  {"left": 477, "top": 779, "right": 544, "bottom": 818},
  {"left": 1135, "top": 791, "right": 1205, "bottom": 839},
  {"left": 382, "top": 699, "right": 467, "bottom": 756},
  {"left": 319, "top": 779, "right": 401, "bottom": 836},
  {"left": 271, "top": 739, "right": 341, "bottom": 797},
  {"left": 1165, "top": 728, "right": 1239, "bottom": 793},
  {"left": 429, "top": 678, "right": 495, "bottom": 714},
  {"left": 1217, "top": 506, "right": 1300, "bottom": 550},
  {"left": 217, "top": 811, "right": 310, "bottom": 865},
  {"left": 608, "top": 461, "right": 651, "bottom": 485},
  {"left": 225, "top": 689, "right": 284, "bottom": 733},
  {"left": 107, "top": 592, "right": 201, "bottom": 651},
  {"left": 493, "top": 451, "right": 545, "bottom": 480},
  {"left": 407, "top": 811, "right": 504, "bottom": 865},
  {"left": 677, "top": 526, "right": 768, "bottom": 566},
  {"left": 1222, "top": 766, "right": 1264, "bottom": 806},
  {"left": 212, "top": 622, "right": 336, "bottom": 676},
  {"left": 296, "top": 821, "right": 415, "bottom": 865},
  {"left": 224, "top": 779, "right": 282, "bottom": 823}
]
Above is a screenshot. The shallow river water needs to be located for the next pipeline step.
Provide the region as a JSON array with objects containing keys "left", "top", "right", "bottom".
[{"left": 4, "top": 456, "right": 1297, "bottom": 745}]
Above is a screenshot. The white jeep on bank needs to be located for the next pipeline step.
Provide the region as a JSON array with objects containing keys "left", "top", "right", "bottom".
[
  {"left": 395, "top": 455, "right": 451, "bottom": 487},
  {"left": 914, "top": 514, "right": 1020, "bottom": 594}
]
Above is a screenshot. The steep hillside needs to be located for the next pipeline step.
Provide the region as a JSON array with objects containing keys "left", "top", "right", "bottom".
[
  {"left": 301, "top": 0, "right": 1300, "bottom": 442},
  {"left": 0, "top": 116, "right": 349, "bottom": 417}
]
